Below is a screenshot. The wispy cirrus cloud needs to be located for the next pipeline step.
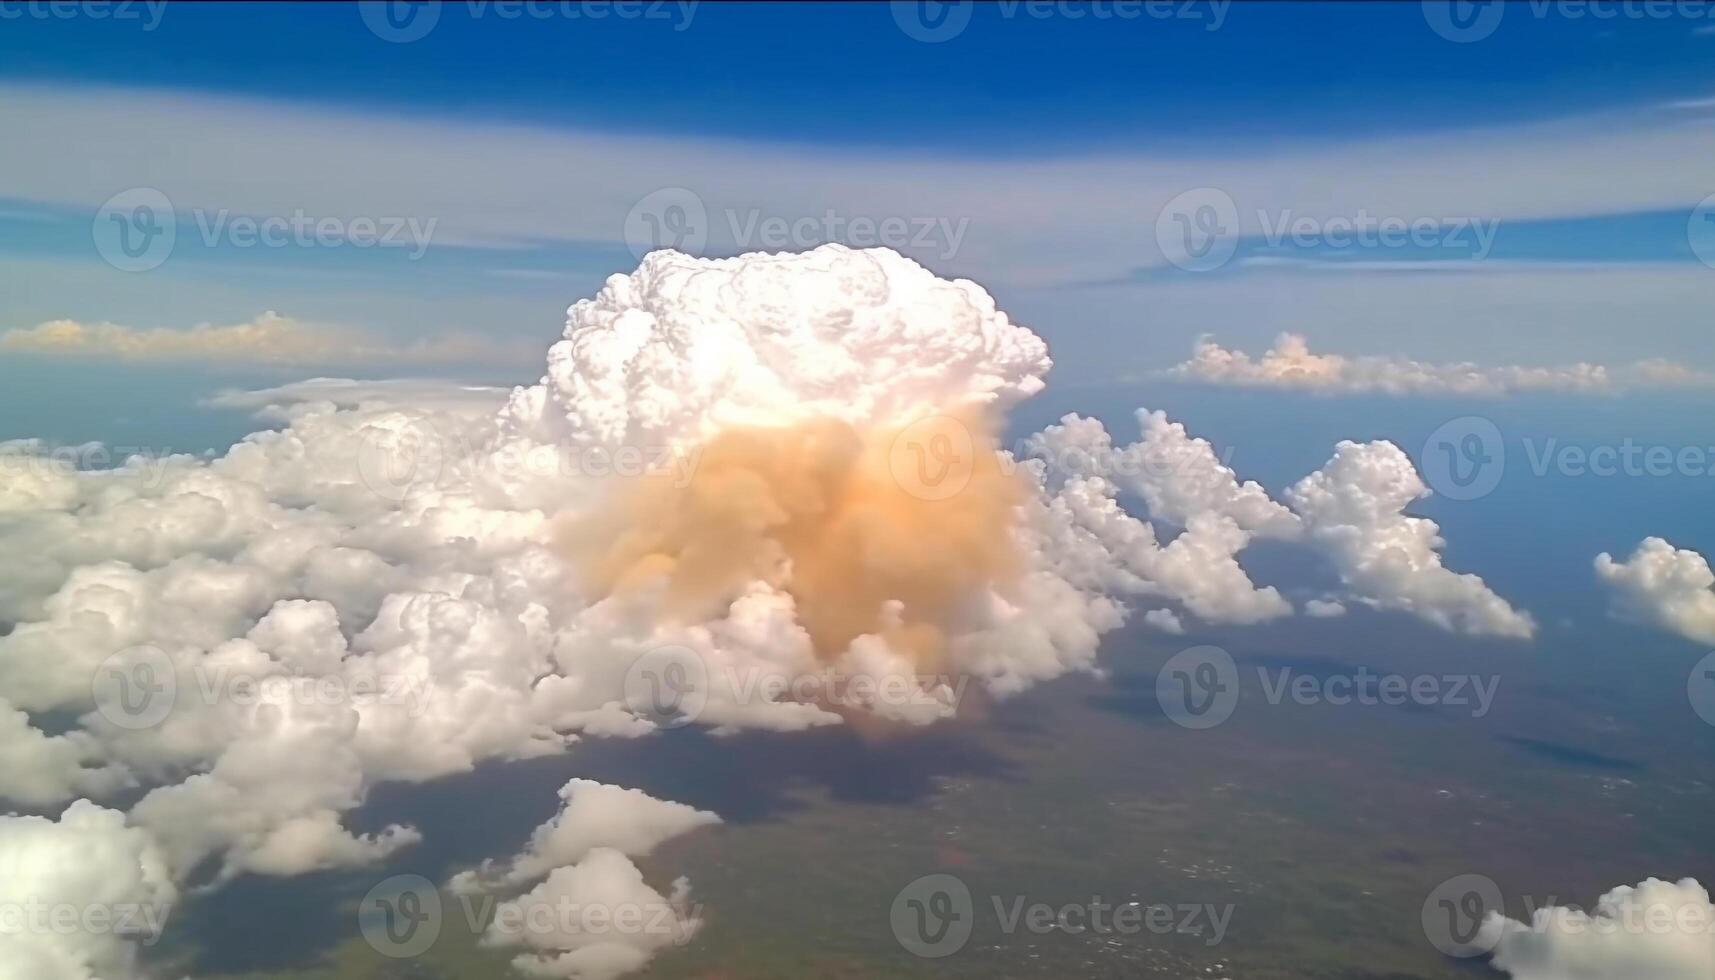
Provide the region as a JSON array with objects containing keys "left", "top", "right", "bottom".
[{"left": 5, "top": 83, "right": 1715, "bottom": 287}]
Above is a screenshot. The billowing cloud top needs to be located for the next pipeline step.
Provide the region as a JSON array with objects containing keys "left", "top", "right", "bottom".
[{"left": 497, "top": 245, "right": 1051, "bottom": 448}]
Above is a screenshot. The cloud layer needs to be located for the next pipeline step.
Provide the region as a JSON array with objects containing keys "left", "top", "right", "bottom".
[
  {"left": 0, "top": 312, "right": 534, "bottom": 368},
  {"left": 1169, "top": 333, "right": 1715, "bottom": 397},
  {"left": 0, "top": 245, "right": 1539, "bottom": 978}
]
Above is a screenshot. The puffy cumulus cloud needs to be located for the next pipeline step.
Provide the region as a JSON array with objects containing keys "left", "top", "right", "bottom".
[
  {"left": 1286, "top": 440, "right": 1536, "bottom": 638},
  {"left": 454, "top": 781, "right": 715, "bottom": 980},
  {"left": 493, "top": 245, "right": 1050, "bottom": 451},
  {"left": 1167, "top": 333, "right": 1715, "bottom": 398},
  {"left": 1480, "top": 877, "right": 1715, "bottom": 980},
  {"left": 483, "top": 849, "right": 702, "bottom": 980},
  {"left": 450, "top": 779, "right": 720, "bottom": 895},
  {"left": 1595, "top": 538, "right": 1715, "bottom": 644},
  {"left": 0, "top": 801, "right": 176, "bottom": 980},
  {"left": 0, "top": 311, "right": 535, "bottom": 368},
  {"left": 1025, "top": 413, "right": 1532, "bottom": 638},
  {"left": 0, "top": 245, "right": 1532, "bottom": 977}
]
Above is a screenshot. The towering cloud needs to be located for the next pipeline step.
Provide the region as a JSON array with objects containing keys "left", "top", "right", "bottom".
[{"left": 0, "top": 245, "right": 1539, "bottom": 978}]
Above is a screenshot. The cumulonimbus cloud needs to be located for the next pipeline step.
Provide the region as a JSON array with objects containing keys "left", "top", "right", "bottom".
[{"left": 0, "top": 245, "right": 1540, "bottom": 978}]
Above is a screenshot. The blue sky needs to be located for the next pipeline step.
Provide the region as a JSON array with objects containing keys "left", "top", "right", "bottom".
[
  {"left": 5, "top": 2, "right": 1714, "bottom": 147},
  {"left": 3, "top": 1, "right": 1715, "bottom": 427}
]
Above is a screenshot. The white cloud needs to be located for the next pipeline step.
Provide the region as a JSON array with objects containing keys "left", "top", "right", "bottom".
[
  {"left": 450, "top": 779, "right": 719, "bottom": 895},
  {"left": 1026, "top": 413, "right": 1533, "bottom": 637},
  {"left": 1304, "top": 598, "right": 1347, "bottom": 618},
  {"left": 0, "top": 311, "right": 535, "bottom": 368},
  {"left": 1481, "top": 877, "right": 1715, "bottom": 980},
  {"left": 1168, "top": 334, "right": 1714, "bottom": 397},
  {"left": 1595, "top": 538, "right": 1715, "bottom": 644},
  {"left": 205, "top": 377, "right": 512, "bottom": 417},
  {"left": 0, "top": 246, "right": 1536, "bottom": 978},
  {"left": 0, "top": 801, "right": 176, "bottom": 980},
  {"left": 1286, "top": 440, "right": 1536, "bottom": 638},
  {"left": 6, "top": 84, "right": 1715, "bottom": 286},
  {"left": 482, "top": 849, "right": 702, "bottom": 980}
]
